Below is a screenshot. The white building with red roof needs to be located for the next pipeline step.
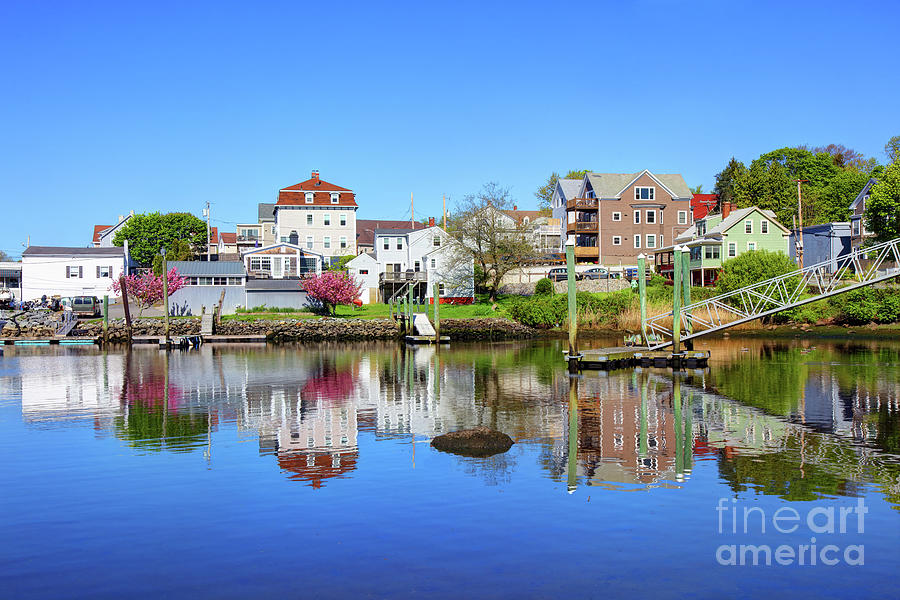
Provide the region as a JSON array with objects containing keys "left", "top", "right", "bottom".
[{"left": 274, "top": 171, "right": 358, "bottom": 262}]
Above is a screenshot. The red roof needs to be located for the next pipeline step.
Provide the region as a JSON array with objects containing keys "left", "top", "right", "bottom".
[
  {"left": 93, "top": 225, "right": 112, "bottom": 243},
  {"left": 220, "top": 232, "right": 237, "bottom": 244},
  {"left": 209, "top": 226, "right": 219, "bottom": 244},
  {"left": 277, "top": 173, "right": 357, "bottom": 207},
  {"left": 356, "top": 219, "right": 426, "bottom": 247},
  {"left": 691, "top": 194, "right": 718, "bottom": 220}
]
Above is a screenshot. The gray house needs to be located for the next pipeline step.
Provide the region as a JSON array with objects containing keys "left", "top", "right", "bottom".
[
  {"left": 168, "top": 261, "right": 247, "bottom": 316},
  {"left": 788, "top": 222, "right": 851, "bottom": 273}
]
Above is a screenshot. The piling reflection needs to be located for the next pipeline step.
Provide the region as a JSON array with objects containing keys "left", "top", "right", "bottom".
[{"left": 4, "top": 337, "right": 900, "bottom": 502}]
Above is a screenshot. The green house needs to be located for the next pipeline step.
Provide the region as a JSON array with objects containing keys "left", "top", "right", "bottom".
[{"left": 652, "top": 206, "right": 790, "bottom": 286}]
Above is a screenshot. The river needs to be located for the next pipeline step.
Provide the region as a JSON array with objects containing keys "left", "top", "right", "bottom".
[{"left": 1, "top": 336, "right": 898, "bottom": 598}]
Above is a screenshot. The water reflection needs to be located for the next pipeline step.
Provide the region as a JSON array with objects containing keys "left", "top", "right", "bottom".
[{"left": 3, "top": 337, "right": 899, "bottom": 503}]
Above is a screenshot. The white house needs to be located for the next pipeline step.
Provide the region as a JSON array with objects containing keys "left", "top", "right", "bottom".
[
  {"left": 22, "top": 246, "right": 130, "bottom": 300},
  {"left": 346, "top": 226, "right": 474, "bottom": 304},
  {"left": 91, "top": 212, "right": 134, "bottom": 248},
  {"left": 273, "top": 171, "right": 358, "bottom": 263},
  {"left": 241, "top": 243, "right": 324, "bottom": 279}
]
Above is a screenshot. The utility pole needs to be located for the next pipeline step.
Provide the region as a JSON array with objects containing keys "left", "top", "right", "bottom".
[
  {"left": 795, "top": 179, "right": 808, "bottom": 269},
  {"left": 203, "top": 201, "right": 211, "bottom": 262},
  {"left": 442, "top": 194, "right": 446, "bottom": 229},
  {"left": 410, "top": 193, "right": 414, "bottom": 229}
]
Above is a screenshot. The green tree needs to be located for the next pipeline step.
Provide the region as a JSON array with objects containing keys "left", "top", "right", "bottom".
[
  {"left": 113, "top": 212, "right": 208, "bottom": 267},
  {"left": 814, "top": 168, "right": 872, "bottom": 223},
  {"left": 865, "top": 161, "right": 900, "bottom": 242},
  {"left": 713, "top": 157, "right": 747, "bottom": 207},
  {"left": 151, "top": 239, "right": 195, "bottom": 275},
  {"left": 886, "top": 135, "right": 900, "bottom": 164},
  {"left": 716, "top": 249, "right": 798, "bottom": 298},
  {"left": 534, "top": 169, "right": 589, "bottom": 212},
  {"left": 689, "top": 184, "right": 704, "bottom": 194}
]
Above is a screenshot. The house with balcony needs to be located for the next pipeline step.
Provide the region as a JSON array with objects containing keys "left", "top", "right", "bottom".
[
  {"left": 273, "top": 171, "right": 358, "bottom": 264},
  {"left": 565, "top": 170, "right": 694, "bottom": 266},
  {"left": 346, "top": 226, "right": 474, "bottom": 305},
  {"left": 551, "top": 178, "right": 582, "bottom": 251},
  {"left": 501, "top": 207, "right": 561, "bottom": 255},
  {"left": 241, "top": 243, "right": 323, "bottom": 279},
  {"left": 652, "top": 204, "right": 790, "bottom": 286},
  {"left": 849, "top": 177, "right": 878, "bottom": 252}
]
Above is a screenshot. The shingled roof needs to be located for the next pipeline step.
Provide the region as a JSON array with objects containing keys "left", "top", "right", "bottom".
[{"left": 276, "top": 171, "right": 358, "bottom": 207}]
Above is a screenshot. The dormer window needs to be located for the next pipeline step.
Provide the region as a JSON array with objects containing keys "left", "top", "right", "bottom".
[
  {"left": 330, "top": 193, "right": 339, "bottom": 204},
  {"left": 433, "top": 236, "right": 441, "bottom": 247},
  {"left": 635, "top": 187, "right": 655, "bottom": 201},
  {"left": 305, "top": 192, "right": 314, "bottom": 204}
]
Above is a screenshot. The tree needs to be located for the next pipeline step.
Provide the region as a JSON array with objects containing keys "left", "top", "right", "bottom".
[
  {"left": 814, "top": 168, "right": 872, "bottom": 223},
  {"left": 865, "top": 161, "right": 900, "bottom": 243},
  {"left": 803, "top": 143, "right": 870, "bottom": 170},
  {"left": 303, "top": 271, "right": 362, "bottom": 315},
  {"left": 110, "top": 268, "right": 186, "bottom": 317},
  {"left": 534, "top": 169, "right": 589, "bottom": 212},
  {"left": 689, "top": 184, "right": 704, "bottom": 194},
  {"left": 0, "top": 250, "right": 10, "bottom": 262},
  {"left": 716, "top": 250, "right": 798, "bottom": 298},
  {"left": 713, "top": 157, "right": 748, "bottom": 208},
  {"left": 450, "top": 182, "right": 534, "bottom": 302},
  {"left": 113, "top": 212, "right": 207, "bottom": 267},
  {"left": 886, "top": 135, "right": 900, "bottom": 164},
  {"left": 151, "top": 239, "right": 195, "bottom": 276}
]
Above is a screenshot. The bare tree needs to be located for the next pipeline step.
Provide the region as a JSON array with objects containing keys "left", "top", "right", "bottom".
[{"left": 448, "top": 182, "right": 535, "bottom": 302}]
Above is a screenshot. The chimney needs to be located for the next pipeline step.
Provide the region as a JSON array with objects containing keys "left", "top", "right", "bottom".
[
  {"left": 428, "top": 217, "right": 435, "bottom": 227},
  {"left": 513, "top": 204, "right": 518, "bottom": 211},
  {"left": 722, "top": 202, "right": 733, "bottom": 218},
  {"left": 311, "top": 170, "right": 320, "bottom": 183},
  {"left": 118, "top": 215, "right": 125, "bottom": 222}
]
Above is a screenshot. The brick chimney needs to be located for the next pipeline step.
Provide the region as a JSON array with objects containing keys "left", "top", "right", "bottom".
[
  {"left": 722, "top": 202, "right": 734, "bottom": 218},
  {"left": 311, "top": 170, "right": 320, "bottom": 184},
  {"left": 429, "top": 217, "right": 435, "bottom": 227},
  {"left": 513, "top": 204, "right": 518, "bottom": 211}
]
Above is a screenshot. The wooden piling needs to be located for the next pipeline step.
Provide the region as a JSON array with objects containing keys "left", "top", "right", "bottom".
[
  {"left": 672, "top": 246, "right": 682, "bottom": 354},
  {"left": 567, "top": 375, "right": 578, "bottom": 493},
  {"left": 637, "top": 254, "right": 647, "bottom": 344},
  {"left": 639, "top": 375, "right": 648, "bottom": 458},
  {"left": 673, "top": 375, "right": 683, "bottom": 478},
  {"left": 102, "top": 295, "right": 109, "bottom": 344},
  {"left": 433, "top": 283, "right": 440, "bottom": 344},
  {"left": 681, "top": 246, "right": 692, "bottom": 338},
  {"left": 162, "top": 255, "right": 170, "bottom": 343},
  {"left": 565, "top": 244, "right": 578, "bottom": 373},
  {"left": 119, "top": 275, "right": 133, "bottom": 344}
]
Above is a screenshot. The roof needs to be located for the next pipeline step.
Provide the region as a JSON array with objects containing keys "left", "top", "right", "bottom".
[
  {"left": 246, "top": 279, "right": 308, "bottom": 291},
  {"left": 557, "top": 178, "right": 582, "bottom": 201},
  {"left": 585, "top": 170, "right": 692, "bottom": 199},
  {"left": 501, "top": 209, "right": 544, "bottom": 223},
  {"left": 691, "top": 193, "right": 718, "bottom": 206},
  {"left": 167, "top": 261, "right": 247, "bottom": 276},
  {"left": 709, "top": 207, "right": 784, "bottom": 235},
  {"left": 23, "top": 246, "right": 125, "bottom": 257},
  {"left": 277, "top": 174, "right": 358, "bottom": 207},
  {"left": 220, "top": 232, "right": 237, "bottom": 244},
  {"left": 92, "top": 225, "right": 112, "bottom": 243},
  {"left": 356, "top": 219, "right": 426, "bottom": 247},
  {"left": 209, "top": 226, "right": 219, "bottom": 244},
  {"left": 849, "top": 178, "right": 878, "bottom": 210},
  {"left": 373, "top": 228, "right": 418, "bottom": 236},
  {"left": 241, "top": 243, "right": 324, "bottom": 258},
  {"left": 258, "top": 203, "right": 276, "bottom": 222}
]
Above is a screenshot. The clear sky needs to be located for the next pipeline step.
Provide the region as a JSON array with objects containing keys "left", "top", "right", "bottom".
[{"left": 2, "top": 0, "right": 898, "bottom": 257}]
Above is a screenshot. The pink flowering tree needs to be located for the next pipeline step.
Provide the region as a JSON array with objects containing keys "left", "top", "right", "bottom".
[
  {"left": 303, "top": 271, "right": 362, "bottom": 315},
  {"left": 110, "top": 268, "right": 186, "bottom": 317}
]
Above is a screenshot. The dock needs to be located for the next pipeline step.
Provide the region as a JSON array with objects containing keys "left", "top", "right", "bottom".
[
  {"left": 565, "top": 347, "right": 710, "bottom": 370},
  {"left": 405, "top": 335, "right": 450, "bottom": 344}
]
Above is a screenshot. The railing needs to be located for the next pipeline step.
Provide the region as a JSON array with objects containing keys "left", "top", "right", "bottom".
[
  {"left": 644, "top": 237, "right": 900, "bottom": 349},
  {"left": 566, "top": 198, "right": 599, "bottom": 210},
  {"left": 380, "top": 271, "right": 428, "bottom": 283},
  {"left": 567, "top": 221, "right": 598, "bottom": 233},
  {"left": 236, "top": 235, "right": 260, "bottom": 242},
  {"left": 574, "top": 246, "right": 599, "bottom": 258}
]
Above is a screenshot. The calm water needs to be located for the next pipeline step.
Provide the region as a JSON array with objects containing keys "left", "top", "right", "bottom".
[{"left": 1, "top": 336, "right": 899, "bottom": 599}]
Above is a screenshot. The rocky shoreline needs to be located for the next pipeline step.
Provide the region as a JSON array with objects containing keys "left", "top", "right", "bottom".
[{"left": 42, "top": 316, "right": 536, "bottom": 343}]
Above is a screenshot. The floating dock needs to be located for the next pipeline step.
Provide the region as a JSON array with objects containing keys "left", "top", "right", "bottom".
[
  {"left": 565, "top": 347, "right": 709, "bottom": 370},
  {"left": 405, "top": 335, "right": 450, "bottom": 345},
  {"left": 2, "top": 337, "right": 99, "bottom": 346}
]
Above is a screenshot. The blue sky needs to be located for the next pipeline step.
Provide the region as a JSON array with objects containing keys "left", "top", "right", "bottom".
[{"left": 2, "top": 0, "right": 898, "bottom": 256}]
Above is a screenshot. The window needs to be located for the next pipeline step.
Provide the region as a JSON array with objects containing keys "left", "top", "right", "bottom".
[
  {"left": 305, "top": 192, "right": 314, "bottom": 204},
  {"left": 213, "top": 277, "right": 227, "bottom": 286},
  {"left": 728, "top": 242, "right": 736, "bottom": 257},
  {"left": 744, "top": 219, "right": 752, "bottom": 234},
  {"left": 634, "top": 211, "right": 641, "bottom": 224},
  {"left": 97, "top": 265, "right": 112, "bottom": 278},
  {"left": 324, "top": 237, "right": 331, "bottom": 249},
  {"left": 199, "top": 277, "right": 213, "bottom": 286},
  {"left": 646, "top": 234, "right": 656, "bottom": 248},
  {"left": 635, "top": 187, "right": 655, "bottom": 201},
  {"left": 340, "top": 214, "right": 347, "bottom": 226},
  {"left": 239, "top": 227, "right": 259, "bottom": 239},
  {"left": 383, "top": 237, "right": 390, "bottom": 250},
  {"left": 306, "top": 236, "right": 313, "bottom": 249},
  {"left": 438, "top": 283, "right": 445, "bottom": 297},
  {"left": 704, "top": 246, "right": 720, "bottom": 259},
  {"left": 324, "top": 214, "right": 331, "bottom": 226},
  {"left": 358, "top": 269, "right": 368, "bottom": 276},
  {"left": 634, "top": 234, "right": 642, "bottom": 248},
  {"left": 340, "top": 236, "right": 347, "bottom": 249},
  {"left": 271, "top": 226, "right": 276, "bottom": 235},
  {"left": 747, "top": 242, "right": 756, "bottom": 251},
  {"left": 330, "top": 193, "right": 339, "bottom": 204},
  {"left": 396, "top": 237, "right": 403, "bottom": 250},
  {"left": 690, "top": 246, "right": 701, "bottom": 261},
  {"left": 67, "top": 265, "right": 82, "bottom": 278},
  {"left": 433, "top": 236, "right": 441, "bottom": 247},
  {"left": 761, "top": 219, "right": 769, "bottom": 234},
  {"left": 414, "top": 261, "right": 421, "bottom": 271},
  {"left": 852, "top": 220, "right": 860, "bottom": 236},
  {"left": 228, "top": 277, "right": 242, "bottom": 285},
  {"left": 307, "top": 214, "right": 313, "bottom": 226},
  {"left": 646, "top": 210, "right": 656, "bottom": 224},
  {"left": 659, "top": 235, "right": 663, "bottom": 247},
  {"left": 280, "top": 236, "right": 287, "bottom": 243},
  {"left": 430, "top": 258, "right": 436, "bottom": 269},
  {"left": 186, "top": 277, "right": 198, "bottom": 286},
  {"left": 612, "top": 236, "right": 622, "bottom": 246},
  {"left": 612, "top": 212, "right": 622, "bottom": 222},
  {"left": 678, "top": 210, "right": 688, "bottom": 225},
  {"left": 697, "top": 221, "right": 706, "bottom": 235}
]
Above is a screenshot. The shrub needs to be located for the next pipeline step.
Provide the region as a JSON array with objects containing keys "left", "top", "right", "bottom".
[
  {"left": 534, "top": 278, "right": 554, "bottom": 296},
  {"left": 717, "top": 250, "right": 798, "bottom": 296},
  {"left": 835, "top": 288, "right": 900, "bottom": 324}
]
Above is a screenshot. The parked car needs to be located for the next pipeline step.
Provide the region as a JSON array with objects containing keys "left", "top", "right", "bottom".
[
  {"left": 71, "top": 296, "right": 102, "bottom": 317},
  {"left": 582, "top": 268, "right": 609, "bottom": 280},
  {"left": 547, "top": 268, "right": 582, "bottom": 282}
]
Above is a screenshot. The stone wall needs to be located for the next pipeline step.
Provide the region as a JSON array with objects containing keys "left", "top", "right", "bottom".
[{"left": 500, "top": 279, "right": 631, "bottom": 295}]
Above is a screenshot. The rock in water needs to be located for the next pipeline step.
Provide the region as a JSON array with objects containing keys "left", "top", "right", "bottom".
[{"left": 431, "top": 427, "right": 514, "bottom": 457}]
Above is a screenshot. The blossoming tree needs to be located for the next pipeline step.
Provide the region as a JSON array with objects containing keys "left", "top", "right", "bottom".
[
  {"left": 110, "top": 268, "right": 186, "bottom": 317},
  {"left": 303, "top": 271, "right": 362, "bottom": 315}
]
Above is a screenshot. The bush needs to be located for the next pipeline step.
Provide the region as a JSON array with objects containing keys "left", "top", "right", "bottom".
[
  {"left": 507, "top": 290, "right": 634, "bottom": 328},
  {"left": 834, "top": 288, "right": 900, "bottom": 324},
  {"left": 534, "top": 278, "right": 554, "bottom": 296},
  {"left": 717, "top": 250, "right": 798, "bottom": 296}
]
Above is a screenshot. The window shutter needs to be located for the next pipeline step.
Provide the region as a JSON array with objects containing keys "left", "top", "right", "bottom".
[
  {"left": 79, "top": 266, "right": 83, "bottom": 278},
  {"left": 96, "top": 266, "right": 100, "bottom": 278},
  {"left": 109, "top": 265, "right": 113, "bottom": 278}
]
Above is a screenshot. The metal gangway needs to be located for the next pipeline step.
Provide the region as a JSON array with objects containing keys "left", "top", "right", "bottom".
[{"left": 644, "top": 236, "right": 900, "bottom": 350}]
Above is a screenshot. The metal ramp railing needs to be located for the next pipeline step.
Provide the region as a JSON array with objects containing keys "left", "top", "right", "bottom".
[{"left": 644, "top": 236, "right": 900, "bottom": 350}]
